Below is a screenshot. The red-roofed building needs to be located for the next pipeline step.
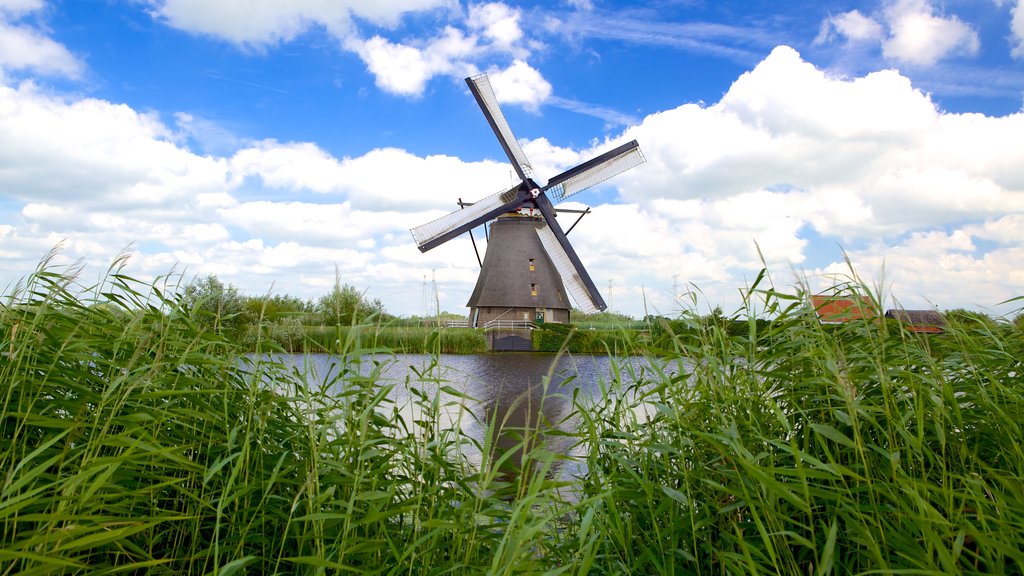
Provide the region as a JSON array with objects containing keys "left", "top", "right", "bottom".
[{"left": 810, "top": 295, "right": 878, "bottom": 324}]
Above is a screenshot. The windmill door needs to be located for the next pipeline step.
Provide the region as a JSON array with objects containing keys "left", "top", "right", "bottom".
[{"left": 535, "top": 310, "right": 545, "bottom": 324}]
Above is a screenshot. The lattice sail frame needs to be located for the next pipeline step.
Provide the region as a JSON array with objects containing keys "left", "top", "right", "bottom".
[
  {"left": 466, "top": 74, "right": 534, "bottom": 180},
  {"left": 546, "top": 144, "right": 646, "bottom": 204},
  {"left": 533, "top": 220, "right": 601, "bottom": 313},
  {"left": 410, "top": 187, "right": 516, "bottom": 248},
  {"left": 410, "top": 73, "right": 646, "bottom": 314}
]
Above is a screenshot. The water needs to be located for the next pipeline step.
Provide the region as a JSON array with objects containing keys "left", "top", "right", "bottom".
[{"left": 270, "top": 352, "right": 673, "bottom": 481}]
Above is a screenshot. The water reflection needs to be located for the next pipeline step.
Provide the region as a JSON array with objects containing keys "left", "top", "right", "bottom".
[{"left": 272, "top": 352, "right": 666, "bottom": 484}]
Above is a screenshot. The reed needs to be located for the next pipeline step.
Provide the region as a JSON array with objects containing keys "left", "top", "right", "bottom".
[
  {"left": 0, "top": 262, "right": 562, "bottom": 574},
  {"left": 2, "top": 259, "right": 1022, "bottom": 574},
  {"left": 571, "top": 273, "right": 1024, "bottom": 573},
  {"left": 257, "top": 324, "right": 488, "bottom": 354}
]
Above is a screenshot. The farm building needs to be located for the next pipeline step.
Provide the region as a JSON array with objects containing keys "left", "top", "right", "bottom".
[
  {"left": 810, "top": 295, "right": 878, "bottom": 324},
  {"left": 884, "top": 309, "right": 947, "bottom": 334}
]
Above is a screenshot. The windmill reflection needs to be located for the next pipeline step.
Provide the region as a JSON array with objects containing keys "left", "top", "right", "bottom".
[{"left": 462, "top": 354, "right": 577, "bottom": 497}]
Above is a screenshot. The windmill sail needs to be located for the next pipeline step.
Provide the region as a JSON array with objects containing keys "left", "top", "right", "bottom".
[
  {"left": 533, "top": 194, "right": 606, "bottom": 312},
  {"left": 466, "top": 74, "right": 533, "bottom": 181},
  {"left": 544, "top": 140, "right": 645, "bottom": 203},
  {"left": 534, "top": 222, "right": 603, "bottom": 313},
  {"left": 410, "top": 72, "right": 644, "bottom": 321},
  {"left": 411, "top": 186, "right": 527, "bottom": 252}
]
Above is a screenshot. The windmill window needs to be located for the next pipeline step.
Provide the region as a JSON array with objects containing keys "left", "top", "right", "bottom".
[
  {"left": 528, "top": 259, "right": 535, "bottom": 271},
  {"left": 531, "top": 283, "right": 538, "bottom": 297}
]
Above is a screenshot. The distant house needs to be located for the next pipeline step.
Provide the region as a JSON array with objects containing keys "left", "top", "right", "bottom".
[
  {"left": 884, "top": 309, "right": 947, "bottom": 334},
  {"left": 810, "top": 295, "right": 878, "bottom": 324}
]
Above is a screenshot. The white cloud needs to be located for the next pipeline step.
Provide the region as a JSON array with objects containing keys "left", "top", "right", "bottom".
[
  {"left": 228, "top": 141, "right": 512, "bottom": 211},
  {"left": 0, "top": 0, "right": 44, "bottom": 18},
  {"left": 815, "top": 10, "right": 884, "bottom": 45},
  {"left": 881, "top": 0, "right": 980, "bottom": 66},
  {"left": 612, "top": 46, "right": 1024, "bottom": 241},
  {"left": 145, "top": 0, "right": 456, "bottom": 47},
  {"left": 571, "top": 45, "right": 1024, "bottom": 313},
  {"left": 0, "top": 4, "right": 82, "bottom": 78},
  {"left": 467, "top": 2, "right": 525, "bottom": 56},
  {"left": 344, "top": 4, "right": 544, "bottom": 100},
  {"left": 812, "top": 229, "right": 1024, "bottom": 312},
  {"left": 0, "top": 83, "right": 227, "bottom": 209},
  {"left": 487, "top": 60, "right": 551, "bottom": 111},
  {"left": 2, "top": 39, "right": 1022, "bottom": 317},
  {"left": 346, "top": 26, "right": 478, "bottom": 96},
  {"left": 816, "top": 0, "right": 981, "bottom": 67},
  {"left": 1011, "top": 0, "right": 1024, "bottom": 58},
  {"left": 146, "top": 0, "right": 541, "bottom": 102}
]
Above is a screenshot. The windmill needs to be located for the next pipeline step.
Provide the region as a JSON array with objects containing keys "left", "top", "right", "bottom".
[{"left": 410, "top": 73, "right": 644, "bottom": 328}]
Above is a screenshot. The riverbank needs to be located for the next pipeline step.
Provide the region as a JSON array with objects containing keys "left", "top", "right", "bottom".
[{"left": 3, "top": 267, "right": 1023, "bottom": 573}]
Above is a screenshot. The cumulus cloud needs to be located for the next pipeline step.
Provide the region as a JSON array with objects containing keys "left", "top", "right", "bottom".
[
  {"left": 2, "top": 38, "right": 1022, "bottom": 315},
  {"left": 144, "top": 0, "right": 545, "bottom": 103},
  {"left": 0, "top": 2, "right": 82, "bottom": 78},
  {"left": 228, "top": 141, "right": 512, "bottom": 211},
  {"left": 486, "top": 60, "right": 551, "bottom": 111},
  {"left": 0, "top": 0, "right": 44, "bottom": 18},
  {"left": 0, "top": 83, "right": 226, "bottom": 209},
  {"left": 815, "top": 10, "right": 884, "bottom": 45},
  {"left": 882, "top": 0, "right": 980, "bottom": 66},
  {"left": 346, "top": 26, "right": 477, "bottom": 96},
  {"left": 817, "top": 0, "right": 980, "bottom": 67},
  {"left": 1011, "top": 0, "right": 1024, "bottom": 58},
  {"left": 466, "top": 2, "right": 525, "bottom": 56},
  {"left": 614, "top": 46, "right": 1023, "bottom": 238},
  {"left": 344, "top": 3, "right": 545, "bottom": 100},
  {"left": 589, "top": 45, "right": 1023, "bottom": 311},
  {"left": 144, "top": 0, "right": 455, "bottom": 47}
]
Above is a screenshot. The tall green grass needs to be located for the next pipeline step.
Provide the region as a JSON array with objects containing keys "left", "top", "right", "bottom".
[
  {"left": 3, "top": 259, "right": 1022, "bottom": 574},
  {"left": 1, "top": 261, "right": 569, "bottom": 574},
  {"left": 299, "top": 324, "right": 488, "bottom": 355},
  {"left": 573, "top": 274, "right": 1024, "bottom": 573}
]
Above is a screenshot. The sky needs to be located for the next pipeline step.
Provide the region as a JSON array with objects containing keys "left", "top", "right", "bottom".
[{"left": 1, "top": 0, "right": 1022, "bottom": 319}]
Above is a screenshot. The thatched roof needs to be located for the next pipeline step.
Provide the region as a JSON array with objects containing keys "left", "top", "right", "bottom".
[
  {"left": 466, "top": 215, "right": 570, "bottom": 310},
  {"left": 884, "top": 309, "right": 946, "bottom": 333}
]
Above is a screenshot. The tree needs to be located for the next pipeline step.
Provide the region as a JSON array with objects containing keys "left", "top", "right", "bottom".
[
  {"left": 944, "top": 308, "right": 996, "bottom": 330},
  {"left": 315, "top": 283, "right": 386, "bottom": 325},
  {"left": 181, "top": 275, "right": 246, "bottom": 334},
  {"left": 244, "top": 293, "right": 313, "bottom": 324}
]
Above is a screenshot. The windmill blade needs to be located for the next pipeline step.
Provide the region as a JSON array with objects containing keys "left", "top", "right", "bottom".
[
  {"left": 411, "top": 186, "right": 529, "bottom": 252},
  {"left": 532, "top": 194, "right": 606, "bottom": 313},
  {"left": 466, "top": 74, "right": 533, "bottom": 181},
  {"left": 544, "top": 140, "right": 645, "bottom": 204}
]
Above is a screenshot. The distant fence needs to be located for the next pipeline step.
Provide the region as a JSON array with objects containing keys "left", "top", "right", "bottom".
[
  {"left": 442, "top": 319, "right": 536, "bottom": 330},
  {"left": 441, "top": 320, "right": 648, "bottom": 330},
  {"left": 482, "top": 320, "right": 537, "bottom": 330}
]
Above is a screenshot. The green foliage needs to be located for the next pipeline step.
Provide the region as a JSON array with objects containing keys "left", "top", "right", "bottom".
[
  {"left": 0, "top": 263, "right": 559, "bottom": 573},
  {"left": 4, "top": 260, "right": 1023, "bottom": 574},
  {"left": 574, "top": 275, "right": 1024, "bottom": 574},
  {"left": 533, "top": 323, "right": 643, "bottom": 354},
  {"left": 301, "top": 324, "right": 487, "bottom": 354},
  {"left": 243, "top": 292, "right": 313, "bottom": 322},
  {"left": 315, "top": 282, "right": 387, "bottom": 326},
  {"left": 181, "top": 274, "right": 247, "bottom": 335},
  {"left": 945, "top": 307, "right": 997, "bottom": 330}
]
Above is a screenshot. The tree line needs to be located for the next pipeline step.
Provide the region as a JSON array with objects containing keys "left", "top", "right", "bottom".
[{"left": 181, "top": 275, "right": 390, "bottom": 338}]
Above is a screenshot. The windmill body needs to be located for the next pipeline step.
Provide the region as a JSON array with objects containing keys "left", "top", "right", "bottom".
[
  {"left": 466, "top": 214, "right": 571, "bottom": 327},
  {"left": 411, "top": 74, "right": 645, "bottom": 327}
]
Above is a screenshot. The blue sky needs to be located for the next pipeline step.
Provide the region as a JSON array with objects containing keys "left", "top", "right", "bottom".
[{"left": 1, "top": 0, "right": 1022, "bottom": 318}]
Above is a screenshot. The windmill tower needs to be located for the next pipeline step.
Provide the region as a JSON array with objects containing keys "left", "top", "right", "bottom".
[{"left": 410, "top": 74, "right": 645, "bottom": 336}]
